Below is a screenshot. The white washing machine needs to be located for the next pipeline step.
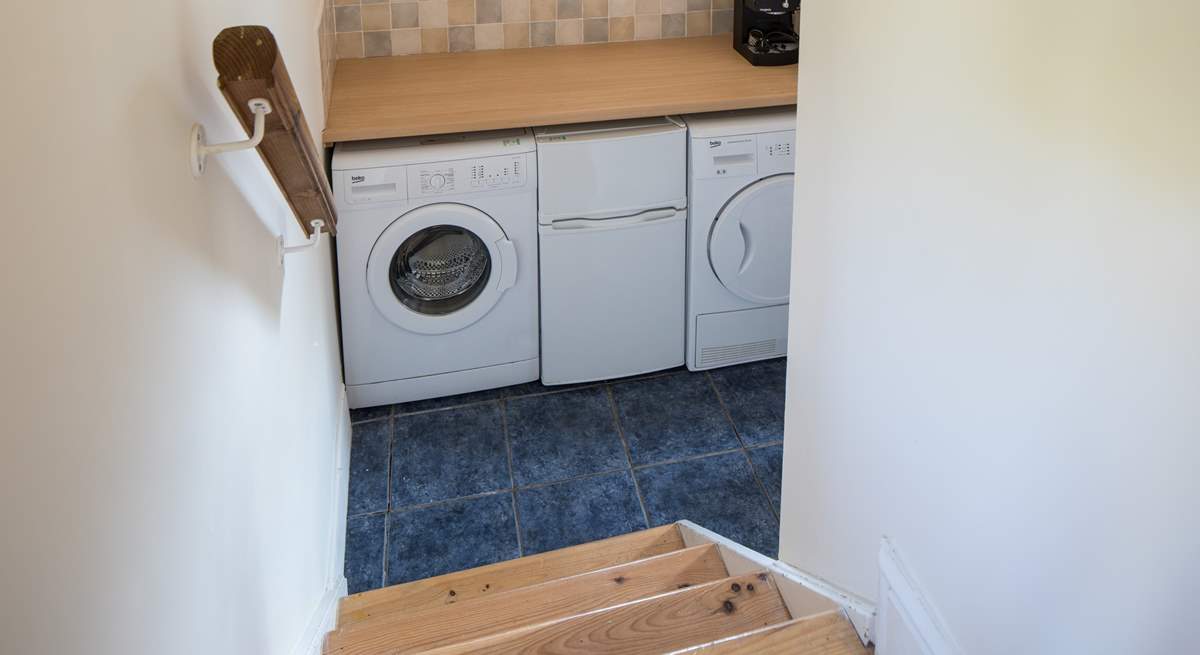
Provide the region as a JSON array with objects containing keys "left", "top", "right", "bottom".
[
  {"left": 683, "top": 107, "right": 796, "bottom": 370},
  {"left": 332, "top": 130, "right": 539, "bottom": 409}
]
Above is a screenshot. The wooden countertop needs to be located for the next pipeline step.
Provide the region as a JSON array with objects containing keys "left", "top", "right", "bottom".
[{"left": 323, "top": 36, "right": 797, "bottom": 143}]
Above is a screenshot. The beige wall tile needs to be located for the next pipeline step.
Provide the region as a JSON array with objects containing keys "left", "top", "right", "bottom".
[
  {"left": 335, "top": 5, "right": 362, "bottom": 31},
  {"left": 635, "top": 0, "right": 659, "bottom": 14},
  {"left": 364, "top": 30, "right": 393, "bottom": 55},
  {"left": 583, "top": 0, "right": 608, "bottom": 17},
  {"left": 610, "top": 15, "right": 634, "bottom": 40},
  {"left": 661, "top": 13, "right": 683, "bottom": 37},
  {"left": 583, "top": 17, "right": 608, "bottom": 41},
  {"left": 448, "top": 0, "right": 475, "bottom": 24},
  {"left": 661, "top": 0, "right": 685, "bottom": 13},
  {"left": 634, "top": 13, "right": 659, "bottom": 38},
  {"left": 504, "top": 21, "right": 531, "bottom": 46},
  {"left": 335, "top": 31, "right": 364, "bottom": 57},
  {"left": 477, "top": 0, "right": 503, "bottom": 22},
  {"left": 419, "top": 0, "right": 449, "bottom": 27},
  {"left": 685, "top": 9, "right": 709, "bottom": 35},
  {"left": 556, "top": 18, "right": 583, "bottom": 44},
  {"left": 502, "top": 0, "right": 530, "bottom": 22},
  {"left": 712, "top": 0, "right": 732, "bottom": 9},
  {"left": 609, "top": 0, "right": 634, "bottom": 16},
  {"left": 686, "top": 0, "right": 710, "bottom": 10},
  {"left": 363, "top": 0, "right": 389, "bottom": 4},
  {"left": 391, "top": 28, "right": 422, "bottom": 54},
  {"left": 362, "top": 3, "right": 392, "bottom": 30},
  {"left": 711, "top": 9, "right": 732, "bottom": 33},
  {"left": 449, "top": 25, "right": 476, "bottom": 50},
  {"left": 530, "top": 0, "right": 556, "bottom": 20},
  {"left": 475, "top": 22, "right": 505, "bottom": 48},
  {"left": 531, "top": 20, "right": 556, "bottom": 45},
  {"left": 392, "top": 2, "right": 419, "bottom": 27},
  {"left": 421, "top": 26, "right": 449, "bottom": 51},
  {"left": 557, "top": 0, "right": 582, "bottom": 19},
  {"left": 335, "top": 0, "right": 358, "bottom": 5}
]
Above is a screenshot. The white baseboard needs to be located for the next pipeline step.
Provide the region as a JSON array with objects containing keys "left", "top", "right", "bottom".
[
  {"left": 289, "top": 384, "right": 353, "bottom": 655},
  {"left": 875, "top": 537, "right": 961, "bottom": 655},
  {"left": 675, "top": 520, "right": 876, "bottom": 646},
  {"left": 289, "top": 577, "right": 348, "bottom": 655}
]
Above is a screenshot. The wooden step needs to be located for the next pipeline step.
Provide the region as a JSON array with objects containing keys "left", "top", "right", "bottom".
[
  {"left": 675, "top": 610, "right": 869, "bottom": 654},
  {"left": 325, "top": 544, "right": 729, "bottom": 654},
  {"left": 338, "top": 524, "right": 685, "bottom": 625},
  {"left": 417, "top": 571, "right": 791, "bottom": 655}
]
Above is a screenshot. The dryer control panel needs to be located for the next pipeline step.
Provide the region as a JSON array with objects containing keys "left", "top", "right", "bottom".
[
  {"left": 411, "top": 154, "right": 527, "bottom": 197},
  {"left": 692, "top": 131, "right": 795, "bottom": 180}
]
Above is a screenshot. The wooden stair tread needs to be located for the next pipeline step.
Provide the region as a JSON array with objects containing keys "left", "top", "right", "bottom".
[
  {"left": 325, "top": 544, "right": 729, "bottom": 654},
  {"left": 677, "top": 610, "right": 870, "bottom": 654},
  {"left": 338, "top": 524, "right": 685, "bottom": 625},
  {"left": 417, "top": 571, "right": 791, "bottom": 655}
]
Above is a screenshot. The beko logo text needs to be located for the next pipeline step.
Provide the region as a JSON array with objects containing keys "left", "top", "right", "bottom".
[
  {"left": 708, "top": 140, "right": 722, "bottom": 148},
  {"left": 351, "top": 175, "right": 365, "bottom": 183}
]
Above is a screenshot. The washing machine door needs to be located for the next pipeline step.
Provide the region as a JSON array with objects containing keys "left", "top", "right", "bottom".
[
  {"left": 708, "top": 174, "right": 794, "bottom": 305},
  {"left": 366, "top": 203, "right": 518, "bottom": 335}
]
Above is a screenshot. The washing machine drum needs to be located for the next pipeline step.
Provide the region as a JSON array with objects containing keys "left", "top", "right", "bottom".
[
  {"left": 367, "top": 203, "right": 518, "bottom": 335},
  {"left": 708, "top": 174, "right": 794, "bottom": 305}
]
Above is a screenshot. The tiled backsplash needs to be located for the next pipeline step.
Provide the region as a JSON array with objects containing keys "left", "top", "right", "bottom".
[{"left": 321, "top": 0, "right": 734, "bottom": 59}]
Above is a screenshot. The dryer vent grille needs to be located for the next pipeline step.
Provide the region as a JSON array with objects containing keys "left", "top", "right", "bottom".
[{"left": 699, "top": 339, "right": 778, "bottom": 368}]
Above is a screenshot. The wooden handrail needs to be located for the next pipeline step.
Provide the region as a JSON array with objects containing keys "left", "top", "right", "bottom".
[{"left": 212, "top": 26, "right": 336, "bottom": 236}]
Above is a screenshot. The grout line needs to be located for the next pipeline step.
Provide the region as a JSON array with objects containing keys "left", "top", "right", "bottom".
[
  {"left": 517, "top": 467, "right": 632, "bottom": 491},
  {"left": 381, "top": 415, "right": 394, "bottom": 588},
  {"left": 632, "top": 447, "right": 746, "bottom": 471},
  {"left": 606, "top": 384, "right": 653, "bottom": 530},
  {"left": 388, "top": 488, "right": 514, "bottom": 514},
  {"left": 707, "top": 372, "right": 782, "bottom": 524},
  {"left": 499, "top": 398, "right": 525, "bottom": 557}
]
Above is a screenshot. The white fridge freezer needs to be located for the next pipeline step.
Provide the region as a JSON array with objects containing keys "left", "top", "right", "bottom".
[{"left": 534, "top": 117, "right": 688, "bottom": 385}]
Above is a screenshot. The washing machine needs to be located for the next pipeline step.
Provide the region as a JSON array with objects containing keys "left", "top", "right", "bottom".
[
  {"left": 332, "top": 129, "right": 539, "bottom": 409},
  {"left": 683, "top": 107, "right": 796, "bottom": 370}
]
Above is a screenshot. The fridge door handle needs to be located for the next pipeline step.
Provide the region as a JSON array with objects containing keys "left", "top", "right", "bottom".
[{"left": 549, "top": 207, "right": 682, "bottom": 231}]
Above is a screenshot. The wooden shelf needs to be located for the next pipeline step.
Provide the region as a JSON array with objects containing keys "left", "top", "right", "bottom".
[{"left": 323, "top": 35, "right": 797, "bottom": 143}]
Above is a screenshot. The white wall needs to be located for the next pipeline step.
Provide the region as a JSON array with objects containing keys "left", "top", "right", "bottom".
[
  {"left": 781, "top": 1, "right": 1199, "bottom": 653},
  {"left": 0, "top": 1, "right": 348, "bottom": 654}
]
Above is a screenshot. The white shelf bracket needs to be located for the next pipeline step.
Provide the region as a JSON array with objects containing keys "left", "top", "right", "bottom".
[
  {"left": 190, "top": 98, "right": 273, "bottom": 177},
  {"left": 279, "top": 220, "right": 325, "bottom": 263}
]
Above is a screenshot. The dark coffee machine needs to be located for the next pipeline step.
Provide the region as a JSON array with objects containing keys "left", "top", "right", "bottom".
[{"left": 733, "top": 0, "right": 799, "bottom": 66}]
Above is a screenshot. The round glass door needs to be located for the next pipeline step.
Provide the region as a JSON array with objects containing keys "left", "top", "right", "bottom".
[
  {"left": 708, "top": 174, "right": 794, "bottom": 305},
  {"left": 389, "top": 225, "right": 491, "bottom": 316},
  {"left": 367, "top": 203, "right": 517, "bottom": 335}
]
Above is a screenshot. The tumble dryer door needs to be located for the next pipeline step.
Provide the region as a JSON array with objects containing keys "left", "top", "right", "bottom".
[
  {"left": 366, "top": 203, "right": 517, "bottom": 335},
  {"left": 708, "top": 174, "right": 795, "bottom": 305}
]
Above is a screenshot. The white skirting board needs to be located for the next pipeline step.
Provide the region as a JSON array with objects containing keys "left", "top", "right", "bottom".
[
  {"left": 289, "top": 385, "right": 353, "bottom": 655},
  {"left": 874, "top": 537, "right": 962, "bottom": 655},
  {"left": 675, "top": 521, "right": 876, "bottom": 646}
]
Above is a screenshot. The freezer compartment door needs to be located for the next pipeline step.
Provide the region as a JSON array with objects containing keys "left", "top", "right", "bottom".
[
  {"left": 535, "top": 117, "right": 687, "bottom": 221},
  {"left": 538, "top": 209, "right": 686, "bottom": 385}
]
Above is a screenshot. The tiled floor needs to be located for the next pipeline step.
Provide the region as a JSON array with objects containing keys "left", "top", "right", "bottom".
[{"left": 343, "top": 358, "right": 787, "bottom": 595}]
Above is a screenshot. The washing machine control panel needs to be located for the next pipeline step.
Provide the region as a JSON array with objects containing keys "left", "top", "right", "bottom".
[
  {"left": 692, "top": 131, "right": 795, "bottom": 180},
  {"left": 411, "top": 155, "right": 527, "bottom": 197}
]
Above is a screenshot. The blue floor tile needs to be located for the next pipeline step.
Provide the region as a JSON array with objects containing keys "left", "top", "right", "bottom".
[
  {"left": 516, "top": 472, "right": 648, "bottom": 555},
  {"left": 348, "top": 419, "right": 390, "bottom": 516},
  {"left": 636, "top": 451, "right": 779, "bottom": 557},
  {"left": 350, "top": 404, "right": 392, "bottom": 424},
  {"left": 398, "top": 387, "right": 508, "bottom": 414},
  {"left": 386, "top": 493, "right": 520, "bottom": 585},
  {"left": 747, "top": 444, "right": 783, "bottom": 515},
  {"left": 502, "top": 379, "right": 601, "bottom": 399},
  {"left": 611, "top": 372, "right": 740, "bottom": 465},
  {"left": 708, "top": 358, "right": 787, "bottom": 446},
  {"left": 392, "top": 402, "right": 510, "bottom": 508},
  {"left": 506, "top": 387, "right": 628, "bottom": 486},
  {"left": 344, "top": 513, "right": 385, "bottom": 594}
]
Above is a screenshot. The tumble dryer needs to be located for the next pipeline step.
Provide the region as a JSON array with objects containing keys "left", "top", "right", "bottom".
[
  {"left": 332, "top": 130, "right": 539, "bottom": 409},
  {"left": 683, "top": 107, "right": 796, "bottom": 370}
]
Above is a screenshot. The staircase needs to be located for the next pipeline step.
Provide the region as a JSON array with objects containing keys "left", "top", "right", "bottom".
[{"left": 323, "top": 523, "right": 869, "bottom": 654}]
